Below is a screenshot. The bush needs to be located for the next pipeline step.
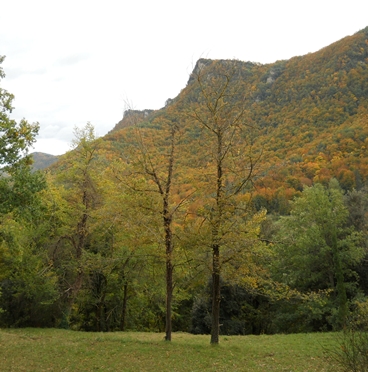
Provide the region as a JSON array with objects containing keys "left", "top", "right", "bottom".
[{"left": 327, "top": 300, "right": 368, "bottom": 372}]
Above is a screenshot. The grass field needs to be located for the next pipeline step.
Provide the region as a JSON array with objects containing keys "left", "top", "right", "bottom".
[{"left": 0, "top": 328, "right": 343, "bottom": 371}]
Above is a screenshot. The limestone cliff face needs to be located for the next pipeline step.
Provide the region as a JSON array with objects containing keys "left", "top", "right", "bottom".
[
  {"left": 123, "top": 109, "right": 154, "bottom": 119},
  {"left": 186, "top": 58, "right": 260, "bottom": 86},
  {"left": 109, "top": 109, "right": 155, "bottom": 133}
]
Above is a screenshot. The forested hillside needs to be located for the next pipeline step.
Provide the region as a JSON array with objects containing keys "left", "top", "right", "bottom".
[
  {"left": 1, "top": 27, "right": 368, "bottom": 342},
  {"left": 31, "top": 152, "right": 58, "bottom": 170},
  {"left": 107, "top": 26, "right": 368, "bottom": 212}
]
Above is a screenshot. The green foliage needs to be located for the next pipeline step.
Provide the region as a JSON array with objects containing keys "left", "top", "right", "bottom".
[
  {"left": 0, "top": 56, "right": 49, "bottom": 320},
  {"left": 268, "top": 290, "right": 334, "bottom": 333},
  {"left": 49, "top": 123, "right": 106, "bottom": 328},
  {"left": 0, "top": 165, "right": 46, "bottom": 215},
  {"left": 0, "top": 56, "right": 39, "bottom": 170},
  {"left": 0, "top": 56, "right": 45, "bottom": 215},
  {"left": 327, "top": 299, "right": 368, "bottom": 372},
  {"left": 273, "top": 180, "right": 365, "bottom": 329},
  {"left": 0, "top": 212, "right": 58, "bottom": 327},
  {"left": 191, "top": 280, "right": 273, "bottom": 335}
]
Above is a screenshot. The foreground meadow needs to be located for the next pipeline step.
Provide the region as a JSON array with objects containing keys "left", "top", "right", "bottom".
[{"left": 0, "top": 329, "right": 342, "bottom": 371}]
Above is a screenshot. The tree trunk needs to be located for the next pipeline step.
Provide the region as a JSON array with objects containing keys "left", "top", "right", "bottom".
[
  {"left": 332, "top": 240, "right": 348, "bottom": 328},
  {"left": 210, "top": 244, "right": 221, "bottom": 344},
  {"left": 165, "top": 258, "right": 173, "bottom": 341},
  {"left": 62, "top": 267, "right": 83, "bottom": 328},
  {"left": 96, "top": 297, "right": 102, "bottom": 332},
  {"left": 163, "top": 128, "right": 175, "bottom": 341},
  {"left": 121, "top": 282, "right": 128, "bottom": 331},
  {"left": 136, "top": 119, "right": 177, "bottom": 340},
  {"left": 211, "top": 127, "right": 223, "bottom": 344},
  {"left": 164, "top": 215, "right": 173, "bottom": 341}
]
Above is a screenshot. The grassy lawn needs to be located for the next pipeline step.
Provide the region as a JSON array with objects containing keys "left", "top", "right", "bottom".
[{"left": 0, "top": 328, "right": 342, "bottom": 371}]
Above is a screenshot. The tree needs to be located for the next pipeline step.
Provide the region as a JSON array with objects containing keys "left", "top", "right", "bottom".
[
  {"left": 0, "top": 56, "right": 39, "bottom": 169},
  {"left": 0, "top": 55, "right": 43, "bottom": 214},
  {"left": 121, "top": 108, "right": 187, "bottom": 341},
  {"left": 0, "top": 56, "right": 47, "bottom": 319},
  {"left": 51, "top": 123, "right": 103, "bottom": 326},
  {"left": 344, "top": 188, "right": 368, "bottom": 296},
  {"left": 0, "top": 203, "right": 59, "bottom": 327},
  {"left": 81, "top": 164, "right": 166, "bottom": 332},
  {"left": 187, "top": 60, "right": 262, "bottom": 343},
  {"left": 273, "top": 179, "right": 364, "bottom": 329}
]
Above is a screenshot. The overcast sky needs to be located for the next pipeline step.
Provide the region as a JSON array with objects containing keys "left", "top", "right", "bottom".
[{"left": 1, "top": 0, "right": 367, "bottom": 155}]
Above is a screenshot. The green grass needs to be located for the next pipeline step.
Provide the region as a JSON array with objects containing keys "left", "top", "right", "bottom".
[{"left": 0, "top": 328, "right": 342, "bottom": 371}]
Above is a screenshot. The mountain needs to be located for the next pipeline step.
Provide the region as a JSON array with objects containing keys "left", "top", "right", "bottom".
[
  {"left": 74, "top": 26, "right": 368, "bottom": 212},
  {"left": 31, "top": 152, "right": 59, "bottom": 170}
]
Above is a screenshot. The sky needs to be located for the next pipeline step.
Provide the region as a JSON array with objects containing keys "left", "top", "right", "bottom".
[{"left": 1, "top": 0, "right": 368, "bottom": 155}]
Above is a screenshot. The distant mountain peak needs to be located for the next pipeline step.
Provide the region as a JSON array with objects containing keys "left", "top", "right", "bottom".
[{"left": 31, "top": 152, "right": 58, "bottom": 170}]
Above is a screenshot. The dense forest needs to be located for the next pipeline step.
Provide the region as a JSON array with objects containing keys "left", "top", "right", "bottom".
[{"left": 1, "top": 27, "right": 368, "bottom": 343}]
